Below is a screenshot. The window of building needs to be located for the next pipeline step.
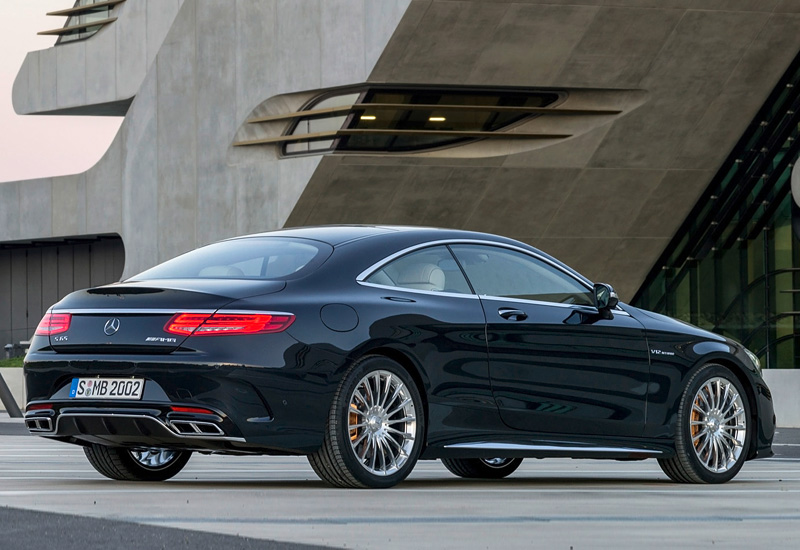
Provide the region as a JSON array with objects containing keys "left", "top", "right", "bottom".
[
  {"left": 39, "top": 0, "right": 125, "bottom": 45},
  {"left": 328, "top": 88, "right": 560, "bottom": 154},
  {"left": 240, "top": 86, "right": 567, "bottom": 156},
  {"left": 633, "top": 51, "right": 800, "bottom": 369},
  {"left": 284, "top": 93, "right": 361, "bottom": 156}
]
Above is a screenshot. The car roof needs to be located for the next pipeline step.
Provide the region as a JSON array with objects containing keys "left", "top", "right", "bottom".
[
  {"left": 238, "top": 225, "right": 504, "bottom": 247},
  {"left": 216, "top": 225, "right": 592, "bottom": 286}
]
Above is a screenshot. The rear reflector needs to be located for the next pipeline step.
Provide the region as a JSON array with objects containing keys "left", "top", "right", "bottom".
[
  {"left": 26, "top": 403, "right": 53, "bottom": 412},
  {"left": 164, "top": 312, "right": 295, "bottom": 336},
  {"left": 35, "top": 313, "right": 72, "bottom": 336},
  {"left": 170, "top": 406, "right": 216, "bottom": 415}
]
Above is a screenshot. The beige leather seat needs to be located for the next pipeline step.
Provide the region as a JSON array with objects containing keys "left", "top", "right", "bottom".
[
  {"left": 197, "top": 265, "right": 245, "bottom": 277},
  {"left": 395, "top": 263, "right": 446, "bottom": 291}
]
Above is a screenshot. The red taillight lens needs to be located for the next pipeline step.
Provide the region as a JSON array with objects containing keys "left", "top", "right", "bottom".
[
  {"left": 35, "top": 313, "right": 72, "bottom": 336},
  {"left": 164, "top": 312, "right": 295, "bottom": 336},
  {"left": 170, "top": 406, "right": 216, "bottom": 415}
]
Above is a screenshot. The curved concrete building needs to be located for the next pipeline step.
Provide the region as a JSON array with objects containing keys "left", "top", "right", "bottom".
[{"left": 3, "top": 0, "right": 800, "bottom": 420}]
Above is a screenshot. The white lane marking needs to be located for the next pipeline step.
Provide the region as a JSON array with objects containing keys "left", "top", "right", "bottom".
[
  {"left": 0, "top": 477, "right": 100, "bottom": 481},
  {"left": 3, "top": 487, "right": 800, "bottom": 497},
  {"left": 129, "top": 514, "right": 800, "bottom": 525}
]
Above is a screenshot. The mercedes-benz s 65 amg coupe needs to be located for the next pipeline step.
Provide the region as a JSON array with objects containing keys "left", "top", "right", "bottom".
[{"left": 24, "top": 225, "right": 775, "bottom": 488}]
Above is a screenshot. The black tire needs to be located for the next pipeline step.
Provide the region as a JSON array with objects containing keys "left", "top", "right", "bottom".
[
  {"left": 441, "top": 457, "right": 523, "bottom": 479},
  {"left": 84, "top": 445, "right": 191, "bottom": 481},
  {"left": 308, "top": 355, "right": 425, "bottom": 488},
  {"left": 658, "top": 364, "right": 751, "bottom": 484}
]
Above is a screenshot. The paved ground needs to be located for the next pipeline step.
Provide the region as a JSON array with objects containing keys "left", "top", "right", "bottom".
[{"left": 1, "top": 417, "right": 799, "bottom": 550}]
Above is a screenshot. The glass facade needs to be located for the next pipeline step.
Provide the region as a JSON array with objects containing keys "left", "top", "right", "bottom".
[
  {"left": 54, "top": 0, "right": 121, "bottom": 45},
  {"left": 633, "top": 53, "right": 800, "bottom": 370}
]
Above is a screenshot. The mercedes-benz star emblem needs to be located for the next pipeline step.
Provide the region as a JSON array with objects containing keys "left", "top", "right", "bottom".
[{"left": 103, "top": 318, "right": 121, "bottom": 336}]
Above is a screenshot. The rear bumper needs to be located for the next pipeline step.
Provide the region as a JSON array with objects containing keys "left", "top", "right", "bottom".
[
  {"left": 25, "top": 404, "right": 247, "bottom": 452},
  {"left": 23, "top": 349, "right": 347, "bottom": 454}
]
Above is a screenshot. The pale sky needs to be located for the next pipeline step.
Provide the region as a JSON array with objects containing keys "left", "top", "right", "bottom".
[{"left": 0, "top": 1, "right": 122, "bottom": 183}]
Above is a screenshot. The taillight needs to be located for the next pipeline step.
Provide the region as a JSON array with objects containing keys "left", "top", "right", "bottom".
[
  {"left": 164, "top": 312, "right": 295, "bottom": 336},
  {"left": 35, "top": 313, "right": 72, "bottom": 336}
]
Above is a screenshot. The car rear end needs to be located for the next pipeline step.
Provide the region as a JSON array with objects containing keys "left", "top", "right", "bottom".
[{"left": 23, "top": 235, "right": 339, "bottom": 455}]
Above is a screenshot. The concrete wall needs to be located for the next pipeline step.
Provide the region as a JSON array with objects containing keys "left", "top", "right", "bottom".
[
  {"left": 2, "top": 0, "right": 411, "bottom": 279},
  {"left": 0, "top": 369, "right": 25, "bottom": 413},
  {"left": 13, "top": 0, "right": 185, "bottom": 115},
  {"left": 6, "top": 0, "right": 800, "bottom": 297},
  {"left": 763, "top": 370, "right": 800, "bottom": 428},
  {"left": 0, "top": 239, "right": 124, "bottom": 347},
  {"left": 3, "top": 0, "right": 800, "bottom": 423},
  {"left": 288, "top": 0, "right": 800, "bottom": 301}
]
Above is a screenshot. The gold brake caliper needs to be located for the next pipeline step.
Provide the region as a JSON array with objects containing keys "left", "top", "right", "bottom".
[
  {"left": 691, "top": 390, "right": 703, "bottom": 450},
  {"left": 349, "top": 403, "right": 360, "bottom": 442}
]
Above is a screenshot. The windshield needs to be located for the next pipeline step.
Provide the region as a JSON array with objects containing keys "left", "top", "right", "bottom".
[{"left": 131, "top": 237, "right": 332, "bottom": 281}]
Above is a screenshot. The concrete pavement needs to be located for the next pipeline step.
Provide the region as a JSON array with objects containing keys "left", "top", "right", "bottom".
[{"left": 1, "top": 423, "right": 799, "bottom": 549}]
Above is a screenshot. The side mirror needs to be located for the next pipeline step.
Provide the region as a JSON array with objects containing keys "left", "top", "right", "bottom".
[{"left": 594, "top": 283, "right": 619, "bottom": 311}]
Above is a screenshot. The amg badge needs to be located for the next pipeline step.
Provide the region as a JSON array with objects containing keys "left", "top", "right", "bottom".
[{"left": 145, "top": 336, "right": 177, "bottom": 343}]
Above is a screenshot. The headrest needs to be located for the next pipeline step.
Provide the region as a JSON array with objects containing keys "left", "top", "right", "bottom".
[
  {"left": 396, "top": 264, "right": 445, "bottom": 291},
  {"left": 197, "top": 265, "right": 245, "bottom": 277}
]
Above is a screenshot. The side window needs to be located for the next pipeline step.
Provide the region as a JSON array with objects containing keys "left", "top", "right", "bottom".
[
  {"left": 449, "top": 244, "right": 593, "bottom": 305},
  {"left": 365, "top": 246, "right": 472, "bottom": 294}
]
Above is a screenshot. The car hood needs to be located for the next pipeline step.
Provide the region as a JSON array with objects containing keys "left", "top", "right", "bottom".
[{"left": 621, "top": 304, "right": 725, "bottom": 341}]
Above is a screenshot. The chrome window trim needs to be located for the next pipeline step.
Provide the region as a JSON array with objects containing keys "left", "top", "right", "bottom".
[
  {"left": 477, "top": 294, "right": 630, "bottom": 316},
  {"left": 356, "top": 239, "right": 612, "bottom": 298},
  {"left": 356, "top": 281, "right": 629, "bottom": 315},
  {"left": 356, "top": 239, "right": 592, "bottom": 286},
  {"left": 355, "top": 239, "right": 628, "bottom": 309},
  {"left": 357, "top": 280, "right": 480, "bottom": 300},
  {"left": 479, "top": 294, "right": 588, "bottom": 310}
]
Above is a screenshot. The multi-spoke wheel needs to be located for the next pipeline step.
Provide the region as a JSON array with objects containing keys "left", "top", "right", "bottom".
[
  {"left": 308, "top": 356, "right": 424, "bottom": 488},
  {"left": 130, "top": 448, "right": 183, "bottom": 469},
  {"left": 441, "top": 457, "right": 523, "bottom": 479},
  {"left": 84, "top": 444, "right": 192, "bottom": 481},
  {"left": 658, "top": 364, "right": 751, "bottom": 484}
]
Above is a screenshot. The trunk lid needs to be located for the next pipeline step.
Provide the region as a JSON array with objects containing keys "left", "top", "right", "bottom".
[{"left": 48, "top": 279, "right": 285, "bottom": 353}]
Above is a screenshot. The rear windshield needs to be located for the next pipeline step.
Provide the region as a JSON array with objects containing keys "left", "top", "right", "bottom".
[{"left": 131, "top": 237, "right": 332, "bottom": 281}]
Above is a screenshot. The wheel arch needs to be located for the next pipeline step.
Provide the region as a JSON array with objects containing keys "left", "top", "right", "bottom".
[
  {"left": 678, "top": 354, "right": 760, "bottom": 460},
  {"left": 357, "top": 345, "right": 431, "bottom": 450},
  {"left": 698, "top": 356, "right": 760, "bottom": 460}
]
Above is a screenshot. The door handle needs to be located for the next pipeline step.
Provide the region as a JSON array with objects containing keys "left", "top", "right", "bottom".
[{"left": 498, "top": 308, "right": 528, "bottom": 321}]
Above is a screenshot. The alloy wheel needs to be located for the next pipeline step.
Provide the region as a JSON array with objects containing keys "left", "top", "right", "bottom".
[
  {"left": 347, "top": 369, "right": 417, "bottom": 476},
  {"left": 130, "top": 448, "right": 180, "bottom": 469},
  {"left": 689, "top": 376, "right": 747, "bottom": 473}
]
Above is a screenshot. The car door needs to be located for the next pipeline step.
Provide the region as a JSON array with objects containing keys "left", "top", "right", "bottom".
[
  {"left": 358, "top": 245, "right": 498, "bottom": 437},
  {"left": 449, "top": 243, "right": 650, "bottom": 437}
]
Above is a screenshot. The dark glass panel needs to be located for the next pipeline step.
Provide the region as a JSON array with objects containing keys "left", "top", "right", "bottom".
[
  {"left": 633, "top": 51, "right": 800, "bottom": 369},
  {"left": 56, "top": 0, "right": 114, "bottom": 45},
  {"left": 284, "top": 87, "right": 560, "bottom": 155}
]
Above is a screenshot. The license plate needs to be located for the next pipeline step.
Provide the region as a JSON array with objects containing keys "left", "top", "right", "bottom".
[{"left": 69, "top": 378, "right": 145, "bottom": 400}]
